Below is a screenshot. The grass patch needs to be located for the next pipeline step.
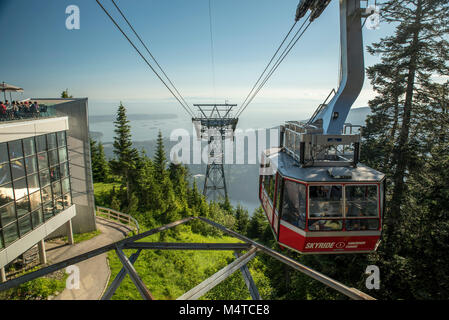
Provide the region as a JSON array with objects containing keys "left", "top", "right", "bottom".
[
  {"left": 0, "top": 266, "right": 68, "bottom": 300},
  {"left": 106, "top": 227, "right": 248, "bottom": 300},
  {"left": 70, "top": 229, "right": 102, "bottom": 244}
]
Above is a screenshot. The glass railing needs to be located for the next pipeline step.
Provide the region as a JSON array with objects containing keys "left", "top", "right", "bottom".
[{"left": 0, "top": 105, "right": 62, "bottom": 123}]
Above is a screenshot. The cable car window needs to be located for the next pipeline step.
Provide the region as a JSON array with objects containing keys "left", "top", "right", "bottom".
[
  {"left": 263, "top": 174, "right": 276, "bottom": 203},
  {"left": 281, "top": 180, "right": 306, "bottom": 229},
  {"left": 345, "top": 185, "right": 378, "bottom": 217},
  {"left": 346, "top": 219, "right": 379, "bottom": 231},
  {"left": 276, "top": 177, "right": 283, "bottom": 213},
  {"left": 309, "top": 185, "right": 343, "bottom": 218},
  {"left": 308, "top": 219, "right": 343, "bottom": 231}
]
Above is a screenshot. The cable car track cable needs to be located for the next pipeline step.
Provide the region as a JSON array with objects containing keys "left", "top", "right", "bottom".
[
  {"left": 236, "top": 20, "right": 298, "bottom": 116},
  {"left": 95, "top": 0, "right": 194, "bottom": 117},
  {"left": 237, "top": 16, "right": 312, "bottom": 118},
  {"left": 110, "top": 0, "right": 193, "bottom": 115},
  {"left": 208, "top": 0, "right": 217, "bottom": 103}
]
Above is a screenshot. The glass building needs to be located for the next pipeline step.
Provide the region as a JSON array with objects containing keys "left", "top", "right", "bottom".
[
  {"left": 0, "top": 132, "right": 72, "bottom": 250},
  {"left": 0, "top": 98, "right": 97, "bottom": 283}
]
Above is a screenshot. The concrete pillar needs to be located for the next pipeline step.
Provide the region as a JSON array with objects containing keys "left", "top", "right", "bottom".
[
  {"left": 0, "top": 267, "right": 6, "bottom": 283},
  {"left": 38, "top": 240, "right": 47, "bottom": 265},
  {"left": 66, "top": 219, "right": 74, "bottom": 245}
]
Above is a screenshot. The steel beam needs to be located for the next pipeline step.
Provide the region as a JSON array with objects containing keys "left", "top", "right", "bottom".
[
  {"left": 123, "top": 242, "right": 251, "bottom": 251},
  {"left": 234, "top": 251, "right": 261, "bottom": 300},
  {"left": 0, "top": 217, "right": 195, "bottom": 292},
  {"left": 198, "top": 217, "right": 375, "bottom": 300},
  {"left": 102, "top": 249, "right": 142, "bottom": 300},
  {"left": 177, "top": 247, "right": 258, "bottom": 300},
  {"left": 115, "top": 246, "right": 154, "bottom": 300}
]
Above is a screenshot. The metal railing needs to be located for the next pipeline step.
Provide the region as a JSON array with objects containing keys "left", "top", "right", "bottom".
[
  {"left": 96, "top": 206, "right": 140, "bottom": 234},
  {"left": 0, "top": 104, "right": 61, "bottom": 123},
  {"left": 0, "top": 214, "right": 375, "bottom": 300}
]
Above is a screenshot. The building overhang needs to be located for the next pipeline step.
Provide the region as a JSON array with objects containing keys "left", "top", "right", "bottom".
[{"left": 0, "top": 117, "right": 69, "bottom": 143}]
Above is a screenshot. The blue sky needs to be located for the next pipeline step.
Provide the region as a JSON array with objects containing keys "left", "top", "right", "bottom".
[{"left": 0, "top": 0, "right": 394, "bottom": 119}]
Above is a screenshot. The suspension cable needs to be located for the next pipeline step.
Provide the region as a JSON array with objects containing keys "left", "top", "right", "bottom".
[
  {"left": 95, "top": 0, "right": 194, "bottom": 117},
  {"left": 208, "top": 0, "right": 217, "bottom": 103},
  {"left": 235, "top": 20, "right": 298, "bottom": 116},
  {"left": 110, "top": 0, "right": 193, "bottom": 115},
  {"left": 237, "top": 16, "right": 312, "bottom": 118}
]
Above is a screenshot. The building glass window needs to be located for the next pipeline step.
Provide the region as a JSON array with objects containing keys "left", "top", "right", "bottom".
[
  {"left": 23, "top": 138, "right": 36, "bottom": 157},
  {"left": 25, "top": 156, "right": 38, "bottom": 175},
  {"left": 37, "top": 152, "right": 48, "bottom": 170},
  {"left": 29, "top": 191, "right": 42, "bottom": 211},
  {"left": 43, "top": 202, "right": 54, "bottom": 221},
  {"left": 63, "top": 193, "right": 72, "bottom": 209},
  {"left": 54, "top": 197, "right": 64, "bottom": 215},
  {"left": 18, "top": 214, "right": 32, "bottom": 237},
  {"left": 40, "top": 169, "right": 50, "bottom": 188},
  {"left": 61, "top": 178, "right": 70, "bottom": 194},
  {"left": 0, "top": 131, "right": 72, "bottom": 247},
  {"left": 47, "top": 133, "right": 57, "bottom": 150},
  {"left": 57, "top": 131, "right": 66, "bottom": 147},
  {"left": 11, "top": 159, "right": 25, "bottom": 180},
  {"left": 3, "top": 222, "right": 19, "bottom": 246},
  {"left": 0, "top": 203, "right": 16, "bottom": 227},
  {"left": 8, "top": 140, "right": 23, "bottom": 160},
  {"left": 58, "top": 148, "right": 68, "bottom": 163},
  {"left": 14, "top": 178, "right": 29, "bottom": 200},
  {"left": 41, "top": 185, "right": 52, "bottom": 204},
  {"left": 52, "top": 181, "right": 62, "bottom": 198},
  {"left": 0, "top": 163, "right": 11, "bottom": 185},
  {"left": 31, "top": 208, "right": 44, "bottom": 229},
  {"left": 16, "top": 195, "right": 30, "bottom": 218},
  {"left": 0, "top": 143, "right": 9, "bottom": 164},
  {"left": 28, "top": 174, "right": 40, "bottom": 193},
  {"left": 49, "top": 150, "right": 59, "bottom": 167},
  {"left": 50, "top": 166, "right": 60, "bottom": 182},
  {"left": 60, "top": 162, "right": 69, "bottom": 178},
  {"left": 36, "top": 135, "right": 47, "bottom": 153},
  {"left": 0, "top": 183, "right": 14, "bottom": 206}
]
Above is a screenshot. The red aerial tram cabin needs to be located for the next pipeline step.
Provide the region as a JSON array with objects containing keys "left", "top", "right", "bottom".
[
  {"left": 259, "top": 123, "right": 385, "bottom": 254},
  {"left": 258, "top": 0, "right": 386, "bottom": 254}
]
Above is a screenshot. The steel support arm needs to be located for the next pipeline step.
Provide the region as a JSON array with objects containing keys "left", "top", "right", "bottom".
[
  {"left": 310, "top": 0, "right": 365, "bottom": 134},
  {"left": 177, "top": 247, "right": 258, "bottom": 300}
]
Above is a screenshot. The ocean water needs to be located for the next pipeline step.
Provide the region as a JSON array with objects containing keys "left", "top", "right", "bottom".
[{"left": 88, "top": 100, "right": 370, "bottom": 214}]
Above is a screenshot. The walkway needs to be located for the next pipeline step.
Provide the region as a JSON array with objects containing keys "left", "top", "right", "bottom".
[{"left": 46, "top": 217, "right": 132, "bottom": 300}]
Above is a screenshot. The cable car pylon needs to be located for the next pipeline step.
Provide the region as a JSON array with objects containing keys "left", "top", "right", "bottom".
[{"left": 192, "top": 103, "right": 238, "bottom": 201}]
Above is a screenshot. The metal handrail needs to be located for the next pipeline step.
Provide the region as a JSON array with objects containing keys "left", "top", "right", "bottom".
[
  {"left": 0, "top": 216, "right": 375, "bottom": 300},
  {"left": 96, "top": 206, "right": 140, "bottom": 234}
]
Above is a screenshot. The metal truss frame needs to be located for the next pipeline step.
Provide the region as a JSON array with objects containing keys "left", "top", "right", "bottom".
[{"left": 0, "top": 217, "right": 375, "bottom": 300}]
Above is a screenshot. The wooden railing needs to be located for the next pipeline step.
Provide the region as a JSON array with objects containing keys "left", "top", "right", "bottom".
[{"left": 96, "top": 206, "right": 140, "bottom": 234}]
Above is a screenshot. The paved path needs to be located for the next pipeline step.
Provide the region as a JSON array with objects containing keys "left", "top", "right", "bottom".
[{"left": 47, "top": 217, "right": 132, "bottom": 300}]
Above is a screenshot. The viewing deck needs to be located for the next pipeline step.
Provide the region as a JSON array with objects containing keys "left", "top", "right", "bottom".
[{"left": 0, "top": 99, "right": 78, "bottom": 124}]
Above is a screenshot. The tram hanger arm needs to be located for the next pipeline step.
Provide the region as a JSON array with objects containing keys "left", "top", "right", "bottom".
[{"left": 308, "top": 0, "right": 365, "bottom": 135}]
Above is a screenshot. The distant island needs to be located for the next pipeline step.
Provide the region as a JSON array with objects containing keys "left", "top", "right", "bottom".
[{"left": 89, "top": 113, "right": 178, "bottom": 124}]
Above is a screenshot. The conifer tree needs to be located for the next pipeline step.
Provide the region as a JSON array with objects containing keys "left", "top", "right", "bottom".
[
  {"left": 154, "top": 130, "right": 167, "bottom": 181},
  {"left": 90, "top": 138, "right": 109, "bottom": 182},
  {"left": 360, "top": 0, "right": 449, "bottom": 299},
  {"left": 234, "top": 204, "right": 250, "bottom": 235},
  {"left": 110, "top": 102, "right": 138, "bottom": 202}
]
